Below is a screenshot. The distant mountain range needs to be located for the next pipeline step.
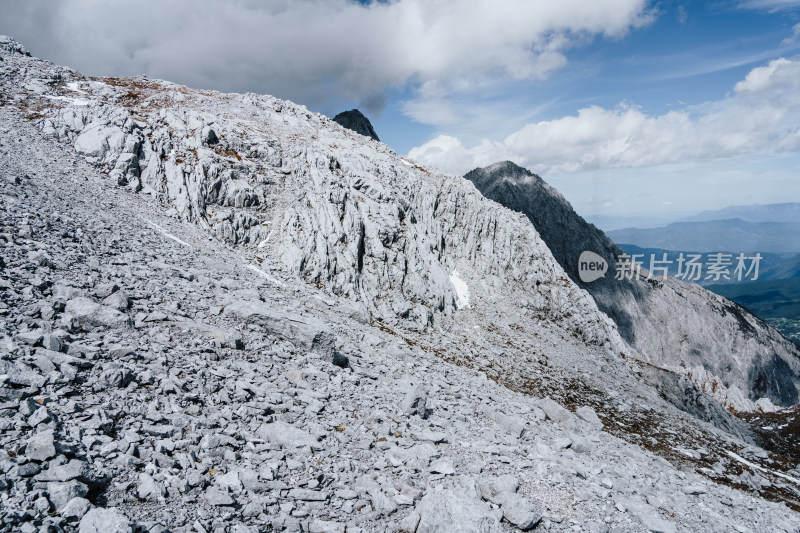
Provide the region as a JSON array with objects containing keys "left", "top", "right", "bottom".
[
  {"left": 618, "top": 245, "right": 800, "bottom": 286},
  {"left": 607, "top": 219, "right": 800, "bottom": 253},
  {"left": 681, "top": 202, "right": 800, "bottom": 224},
  {"left": 587, "top": 202, "right": 800, "bottom": 232},
  {"left": 584, "top": 213, "right": 682, "bottom": 231}
]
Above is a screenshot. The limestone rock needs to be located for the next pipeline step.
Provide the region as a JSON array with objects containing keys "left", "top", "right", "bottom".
[
  {"left": 465, "top": 160, "right": 800, "bottom": 410},
  {"left": 79, "top": 508, "right": 133, "bottom": 533},
  {"left": 415, "top": 486, "right": 502, "bottom": 533},
  {"left": 65, "top": 297, "right": 132, "bottom": 329},
  {"left": 26, "top": 430, "right": 56, "bottom": 462}
]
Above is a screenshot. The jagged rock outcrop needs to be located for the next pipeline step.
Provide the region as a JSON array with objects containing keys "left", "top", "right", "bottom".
[
  {"left": 465, "top": 161, "right": 800, "bottom": 410},
  {"left": 2, "top": 38, "right": 625, "bottom": 352},
  {"left": 331, "top": 109, "right": 380, "bottom": 141}
]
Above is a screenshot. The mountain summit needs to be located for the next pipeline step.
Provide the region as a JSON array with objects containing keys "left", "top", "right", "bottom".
[{"left": 332, "top": 108, "right": 380, "bottom": 141}]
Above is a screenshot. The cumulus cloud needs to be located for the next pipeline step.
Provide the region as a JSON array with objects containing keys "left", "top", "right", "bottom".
[
  {"left": 409, "top": 57, "right": 800, "bottom": 175},
  {"left": 0, "top": 0, "right": 650, "bottom": 115}
]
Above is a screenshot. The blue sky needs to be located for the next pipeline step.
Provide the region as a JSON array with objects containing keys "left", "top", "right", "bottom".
[
  {"left": 2, "top": 0, "right": 800, "bottom": 225},
  {"left": 376, "top": 1, "right": 800, "bottom": 153}
]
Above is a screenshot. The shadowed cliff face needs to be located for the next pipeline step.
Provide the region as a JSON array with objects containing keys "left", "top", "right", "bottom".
[
  {"left": 465, "top": 161, "right": 644, "bottom": 345},
  {"left": 466, "top": 161, "right": 800, "bottom": 408},
  {"left": 332, "top": 109, "right": 380, "bottom": 141}
]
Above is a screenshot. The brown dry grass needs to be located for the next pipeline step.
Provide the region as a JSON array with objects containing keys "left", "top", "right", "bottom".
[{"left": 214, "top": 146, "right": 242, "bottom": 161}]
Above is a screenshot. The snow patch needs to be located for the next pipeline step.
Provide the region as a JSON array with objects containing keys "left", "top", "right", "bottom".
[
  {"left": 726, "top": 450, "right": 800, "bottom": 485},
  {"left": 43, "top": 94, "right": 88, "bottom": 106},
  {"left": 450, "top": 271, "right": 470, "bottom": 309},
  {"left": 139, "top": 217, "right": 191, "bottom": 247},
  {"left": 257, "top": 230, "right": 273, "bottom": 249},
  {"left": 244, "top": 263, "right": 284, "bottom": 286},
  {"left": 65, "top": 82, "right": 86, "bottom": 94}
]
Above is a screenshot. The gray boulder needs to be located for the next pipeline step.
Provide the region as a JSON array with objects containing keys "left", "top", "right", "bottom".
[
  {"left": 224, "top": 300, "right": 329, "bottom": 353},
  {"left": 401, "top": 385, "right": 428, "bottom": 418},
  {"left": 256, "top": 421, "right": 321, "bottom": 450},
  {"left": 78, "top": 508, "right": 132, "bottom": 533},
  {"left": 479, "top": 475, "right": 520, "bottom": 504},
  {"left": 537, "top": 398, "right": 574, "bottom": 426},
  {"left": 497, "top": 491, "right": 542, "bottom": 531},
  {"left": 205, "top": 487, "right": 236, "bottom": 506},
  {"left": 48, "top": 480, "right": 89, "bottom": 511},
  {"left": 35, "top": 458, "right": 89, "bottom": 482},
  {"left": 137, "top": 473, "right": 165, "bottom": 501},
  {"left": 102, "top": 290, "right": 130, "bottom": 310},
  {"left": 61, "top": 497, "right": 92, "bottom": 521},
  {"left": 575, "top": 405, "right": 604, "bottom": 431},
  {"left": 479, "top": 476, "right": 541, "bottom": 530},
  {"left": 65, "top": 297, "right": 132, "bottom": 329},
  {"left": 415, "top": 486, "right": 502, "bottom": 533},
  {"left": 26, "top": 430, "right": 56, "bottom": 462},
  {"left": 74, "top": 124, "right": 125, "bottom": 164}
]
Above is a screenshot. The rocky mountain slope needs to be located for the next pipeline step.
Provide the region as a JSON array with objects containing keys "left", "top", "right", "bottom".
[
  {"left": 28, "top": 66, "right": 619, "bottom": 349},
  {"left": 465, "top": 161, "right": 800, "bottom": 412},
  {"left": 2, "top": 36, "right": 800, "bottom": 532}
]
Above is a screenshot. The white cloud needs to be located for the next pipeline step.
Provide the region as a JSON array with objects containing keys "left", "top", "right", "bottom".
[
  {"left": 782, "top": 23, "right": 800, "bottom": 45},
  {"left": 409, "top": 57, "right": 800, "bottom": 175},
  {"left": 0, "top": 0, "right": 650, "bottom": 115},
  {"left": 549, "top": 153, "right": 800, "bottom": 219},
  {"left": 677, "top": 5, "right": 688, "bottom": 24},
  {"left": 739, "top": 0, "right": 800, "bottom": 11}
]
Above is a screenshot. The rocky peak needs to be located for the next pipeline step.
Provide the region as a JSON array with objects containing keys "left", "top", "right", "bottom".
[
  {"left": 469, "top": 160, "right": 530, "bottom": 182},
  {"left": 0, "top": 35, "right": 31, "bottom": 56},
  {"left": 466, "top": 161, "right": 800, "bottom": 410},
  {"left": 331, "top": 108, "right": 380, "bottom": 141}
]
